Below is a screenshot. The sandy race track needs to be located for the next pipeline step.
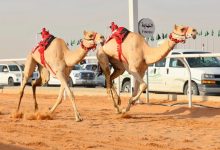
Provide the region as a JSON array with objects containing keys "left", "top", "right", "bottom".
[{"left": 1, "top": 90, "right": 220, "bottom": 150}]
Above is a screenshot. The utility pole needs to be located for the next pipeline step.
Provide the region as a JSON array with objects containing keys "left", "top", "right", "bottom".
[{"left": 128, "top": 0, "right": 138, "bottom": 97}]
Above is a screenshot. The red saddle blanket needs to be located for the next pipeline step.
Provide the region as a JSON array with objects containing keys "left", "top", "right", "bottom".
[
  {"left": 32, "top": 35, "right": 55, "bottom": 67},
  {"left": 105, "top": 27, "right": 130, "bottom": 62}
]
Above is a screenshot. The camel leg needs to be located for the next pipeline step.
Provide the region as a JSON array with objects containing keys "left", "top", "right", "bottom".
[
  {"left": 49, "top": 71, "right": 82, "bottom": 122},
  {"left": 122, "top": 69, "right": 147, "bottom": 113},
  {"left": 31, "top": 65, "right": 50, "bottom": 111},
  {"left": 97, "top": 48, "right": 121, "bottom": 113},
  {"left": 109, "top": 62, "right": 125, "bottom": 105},
  {"left": 103, "top": 65, "right": 121, "bottom": 113},
  {"left": 31, "top": 78, "right": 41, "bottom": 111},
  {"left": 48, "top": 84, "right": 64, "bottom": 112},
  {"left": 17, "top": 54, "right": 37, "bottom": 112}
]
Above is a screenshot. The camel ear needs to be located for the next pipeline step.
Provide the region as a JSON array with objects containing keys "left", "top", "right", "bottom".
[
  {"left": 83, "top": 30, "right": 87, "bottom": 36},
  {"left": 174, "top": 24, "right": 178, "bottom": 30}
]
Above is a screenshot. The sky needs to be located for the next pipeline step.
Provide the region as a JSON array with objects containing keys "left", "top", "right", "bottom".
[{"left": 0, "top": 0, "right": 220, "bottom": 59}]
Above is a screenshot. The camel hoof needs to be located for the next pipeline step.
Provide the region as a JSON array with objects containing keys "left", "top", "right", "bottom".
[
  {"left": 11, "top": 111, "right": 23, "bottom": 119},
  {"left": 75, "top": 112, "right": 83, "bottom": 122},
  {"left": 115, "top": 109, "right": 121, "bottom": 114},
  {"left": 76, "top": 117, "right": 83, "bottom": 122},
  {"left": 121, "top": 108, "right": 127, "bottom": 114},
  {"left": 117, "top": 99, "right": 121, "bottom": 106},
  {"left": 35, "top": 106, "right": 39, "bottom": 112},
  {"left": 48, "top": 107, "right": 52, "bottom": 111}
]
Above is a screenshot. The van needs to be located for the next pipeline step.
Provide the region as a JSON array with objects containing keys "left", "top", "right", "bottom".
[{"left": 119, "top": 49, "right": 220, "bottom": 95}]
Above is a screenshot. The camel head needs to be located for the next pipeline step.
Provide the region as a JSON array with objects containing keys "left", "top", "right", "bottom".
[
  {"left": 94, "top": 33, "right": 105, "bottom": 46},
  {"left": 82, "top": 31, "right": 105, "bottom": 50},
  {"left": 170, "top": 25, "right": 197, "bottom": 43},
  {"left": 82, "top": 31, "right": 98, "bottom": 48}
]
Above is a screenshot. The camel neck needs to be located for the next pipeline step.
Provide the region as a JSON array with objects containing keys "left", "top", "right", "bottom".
[
  {"left": 64, "top": 47, "right": 88, "bottom": 66},
  {"left": 143, "top": 39, "right": 176, "bottom": 65}
]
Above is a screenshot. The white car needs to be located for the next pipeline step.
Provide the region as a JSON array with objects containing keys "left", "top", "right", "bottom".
[
  {"left": 0, "top": 64, "right": 39, "bottom": 86},
  {"left": 0, "top": 64, "right": 22, "bottom": 86},
  {"left": 81, "top": 63, "right": 106, "bottom": 87},
  {"left": 119, "top": 49, "right": 220, "bottom": 95},
  {"left": 47, "top": 65, "right": 96, "bottom": 87}
]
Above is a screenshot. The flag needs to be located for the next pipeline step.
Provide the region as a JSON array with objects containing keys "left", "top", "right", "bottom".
[
  {"left": 204, "top": 31, "right": 209, "bottom": 36},
  {"left": 162, "top": 33, "right": 168, "bottom": 39},
  {"left": 161, "top": 33, "right": 165, "bottom": 39},
  {"left": 211, "top": 30, "right": 214, "bottom": 36},
  {"left": 156, "top": 34, "right": 161, "bottom": 40},
  {"left": 77, "top": 39, "right": 81, "bottom": 45},
  {"left": 199, "top": 30, "right": 202, "bottom": 36},
  {"left": 71, "top": 40, "right": 75, "bottom": 46}
]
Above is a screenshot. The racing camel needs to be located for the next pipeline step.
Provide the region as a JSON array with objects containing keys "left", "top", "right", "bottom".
[
  {"left": 17, "top": 29, "right": 105, "bottom": 121},
  {"left": 97, "top": 23, "right": 197, "bottom": 113}
]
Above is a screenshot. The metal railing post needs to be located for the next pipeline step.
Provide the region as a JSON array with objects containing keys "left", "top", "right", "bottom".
[
  {"left": 179, "top": 58, "right": 192, "bottom": 108},
  {"left": 145, "top": 70, "right": 150, "bottom": 103}
]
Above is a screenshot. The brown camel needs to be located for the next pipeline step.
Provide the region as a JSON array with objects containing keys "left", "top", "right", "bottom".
[
  {"left": 97, "top": 24, "right": 197, "bottom": 113},
  {"left": 17, "top": 31, "right": 105, "bottom": 122}
]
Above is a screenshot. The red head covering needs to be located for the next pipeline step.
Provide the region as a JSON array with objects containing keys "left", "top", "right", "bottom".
[
  {"left": 41, "top": 28, "right": 50, "bottom": 40},
  {"left": 110, "top": 22, "right": 118, "bottom": 32}
]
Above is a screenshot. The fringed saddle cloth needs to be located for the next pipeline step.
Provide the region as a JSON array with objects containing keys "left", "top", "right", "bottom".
[{"left": 105, "top": 27, "right": 130, "bottom": 62}]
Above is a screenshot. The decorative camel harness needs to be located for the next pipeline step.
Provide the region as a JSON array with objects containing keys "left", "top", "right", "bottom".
[
  {"left": 32, "top": 33, "right": 97, "bottom": 75},
  {"left": 32, "top": 34, "right": 56, "bottom": 75},
  {"left": 105, "top": 27, "right": 130, "bottom": 63},
  {"left": 169, "top": 27, "right": 189, "bottom": 43},
  {"left": 80, "top": 32, "right": 97, "bottom": 51}
]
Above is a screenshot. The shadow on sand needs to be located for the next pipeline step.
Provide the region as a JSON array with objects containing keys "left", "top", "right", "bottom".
[
  {"left": 160, "top": 106, "right": 220, "bottom": 118},
  {"left": 0, "top": 143, "right": 30, "bottom": 150}
]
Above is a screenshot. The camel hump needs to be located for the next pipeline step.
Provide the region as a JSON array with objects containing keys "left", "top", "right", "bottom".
[{"left": 50, "top": 38, "right": 65, "bottom": 46}]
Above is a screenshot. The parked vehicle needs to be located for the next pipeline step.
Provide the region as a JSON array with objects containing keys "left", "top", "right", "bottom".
[
  {"left": 119, "top": 49, "right": 220, "bottom": 95},
  {"left": 0, "top": 64, "right": 22, "bottom": 86},
  {"left": 81, "top": 63, "right": 98, "bottom": 71},
  {"left": 47, "top": 65, "right": 96, "bottom": 87},
  {"left": 0, "top": 64, "right": 39, "bottom": 86},
  {"left": 81, "top": 63, "right": 106, "bottom": 87}
]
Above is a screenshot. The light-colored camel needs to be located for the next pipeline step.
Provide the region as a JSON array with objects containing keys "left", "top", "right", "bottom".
[
  {"left": 97, "top": 24, "right": 197, "bottom": 113},
  {"left": 17, "top": 31, "right": 105, "bottom": 121}
]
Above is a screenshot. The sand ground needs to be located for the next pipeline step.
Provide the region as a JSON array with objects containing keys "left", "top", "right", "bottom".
[{"left": 1, "top": 91, "right": 220, "bottom": 150}]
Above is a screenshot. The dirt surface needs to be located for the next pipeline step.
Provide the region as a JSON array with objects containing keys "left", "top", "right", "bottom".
[{"left": 1, "top": 93, "right": 220, "bottom": 150}]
